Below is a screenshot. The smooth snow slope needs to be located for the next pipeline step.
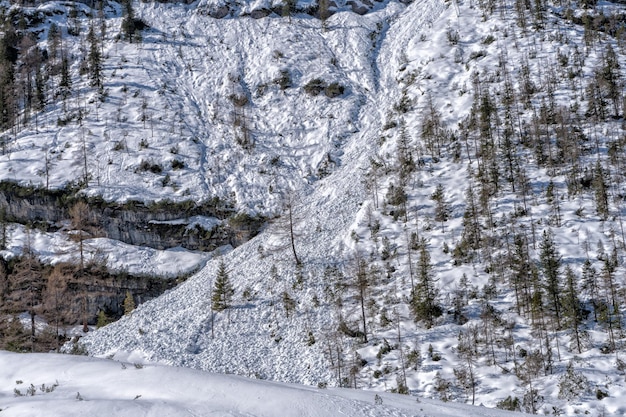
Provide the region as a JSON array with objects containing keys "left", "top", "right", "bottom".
[{"left": 0, "top": 351, "right": 527, "bottom": 417}]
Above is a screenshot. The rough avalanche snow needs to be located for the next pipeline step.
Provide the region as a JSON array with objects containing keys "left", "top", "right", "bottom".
[{"left": 2, "top": 0, "right": 626, "bottom": 415}]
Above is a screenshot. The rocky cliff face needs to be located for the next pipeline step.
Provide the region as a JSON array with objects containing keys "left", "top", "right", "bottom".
[
  {"left": 62, "top": 265, "right": 177, "bottom": 321},
  {"left": 0, "top": 257, "right": 179, "bottom": 352},
  {"left": 0, "top": 182, "right": 263, "bottom": 251},
  {"left": 0, "top": 182, "right": 264, "bottom": 351}
]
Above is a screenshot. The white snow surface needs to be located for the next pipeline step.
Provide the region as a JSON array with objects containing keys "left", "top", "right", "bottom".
[
  {"left": 0, "top": 351, "right": 529, "bottom": 417},
  {"left": 0, "top": 223, "right": 209, "bottom": 277},
  {"left": 3, "top": 0, "right": 626, "bottom": 415},
  {"left": 74, "top": 0, "right": 448, "bottom": 388}
]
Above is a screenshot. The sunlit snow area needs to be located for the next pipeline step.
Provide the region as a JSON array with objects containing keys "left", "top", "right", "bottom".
[
  {"left": 0, "top": 351, "right": 530, "bottom": 417},
  {"left": 2, "top": 0, "right": 626, "bottom": 414}
]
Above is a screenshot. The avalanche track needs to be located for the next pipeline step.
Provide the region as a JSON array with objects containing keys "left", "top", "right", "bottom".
[{"left": 79, "top": 0, "right": 446, "bottom": 386}]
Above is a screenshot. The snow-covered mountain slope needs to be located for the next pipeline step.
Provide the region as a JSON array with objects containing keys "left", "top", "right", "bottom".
[
  {"left": 0, "top": 0, "right": 426, "bottom": 214},
  {"left": 0, "top": 351, "right": 529, "bottom": 417},
  {"left": 4, "top": 0, "right": 626, "bottom": 415},
  {"left": 72, "top": 0, "right": 448, "bottom": 386}
]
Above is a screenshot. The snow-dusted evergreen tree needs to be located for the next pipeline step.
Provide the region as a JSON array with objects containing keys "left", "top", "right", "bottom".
[
  {"left": 211, "top": 260, "right": 234, "bottom": 313},
  {"left": 593, "top": 160, "right": 609, "bottom": 220},
  {"left": 562, "top": 265, "right": 584, "bottom": 353},
  {"left": 539, "top": 229, "right": 562, "bottom": 329},
  {"left": 411, "top": 239, "right": 441, "bottom": 328},
  {"left": 123, "top": 290, "right": 135, "bottom": 315},
  {"left": 58, "top": 57, "right": 72, "bottom": 105},
  {"left": 121, "top": 0, "right": 137, "bottom": 42},
  {"left": 87, "top": 24, "right": 103, "bottom": 93},
  {"left": 431, "top": 184, "right": 449, "bottom": 231}
]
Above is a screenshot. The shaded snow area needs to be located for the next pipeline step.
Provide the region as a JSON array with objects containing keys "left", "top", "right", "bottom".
[
  {"left": 0, "top": 223, "right": 209, "bottom": 277},
  {"left": 0, "top": 351, "right": 528, "bottom": 417}
]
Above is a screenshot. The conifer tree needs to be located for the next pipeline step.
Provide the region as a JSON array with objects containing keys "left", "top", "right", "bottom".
[
  {"left": 123, "top": 290, "right": 135, "bottom": 315},
  {"left": 273, "top": 192, "right": 303, "bottom": 266},
  {"left": 70, "top": 201, "right": 91, "bottom": 271},
  {"left": 581, "top": 259, "right": 599, "bottom": 322},
  {"left": 601, "top": 257, "right": 621, "bottom": 351},
  {"left": 385, "top": 182, "right": 408, "bottom": 222},
  {"left": 431, "top": 184, "right": 450, "bottom": 231},
  {"left": 0, "top": 44, "right": 16, "bottom": 131},
  {"left": 211, "top": 260, "right": 234, "bottom": 313},
  {"left": 0, "top": 207, "right": 7, "bottom": 250},
  {"left": 68, "top": 3, "right": 81, "bottom": 36},
  {"left": 421, "top": 93, "right": 444, "bottom": 158},
  {"left": 593, "top": 160, "right": 609, "bottom": 220},
  {"left": 411, "top": 239, "right": 441, "bottom": 328},
  {"left": 558, "top": 361, "right": 588, "bottom": 401},
  {"left": 59, "top": 57, "right": 72, "bottom": 104},
  {"left": 562, "top": 265, "right": 583, "bottom": 353},
  {"left": 8, "top": 229, "right": 43, "bottom": 351},
  {"left": 597, "top": 45, "right": 621, "bottom": 117},
  {"left": 518, "top": 350, "right": 544, "bottom": 414},
  {"left": 351, "top": 257, "right": 370, "bottom": 342},
  {"left": 87, "top": 24, "right": 103, "bottom": 94},
  {"left": 42, "top": 265, "right": 68, "bottom": 351},
  {"left": 47, "top": 23, "right": 61, "bottom": 65},
  {"left": 539, "top": 229, "right": 562, "bottom": 329},
  {"left": 319, "top": 0, "right": 330, "bottom": 31},
  {"left": 282, "top": 290, "right": 296, "bottom": 318},
  {"left": 121, "top": 0, "right": 137, "bottom": 42},
  {"left": 0, "top": 259, "right": 7, "bottom": 307},
  {"left": 281, "top": 0, "right": 296, "bottom": 21},
  {"left": 454, "top": 185, "right": 481, "bottom": 263},
  {"left": 510, "top": 234, "right": 532, "bottom": 316},
  {"left": 34, "top": 66, "right": 45, "bottom": 112},
  {"left": 455, "top": 328, "right": 478, "bottom": 405}
]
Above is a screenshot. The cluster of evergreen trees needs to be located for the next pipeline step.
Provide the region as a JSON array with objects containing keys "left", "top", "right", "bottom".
[
  {"left": 0, "top": 0, "right": 142, "bottom": 142},
  {"left": 337, "top": 0, "right": 626, "bottom": 410}
]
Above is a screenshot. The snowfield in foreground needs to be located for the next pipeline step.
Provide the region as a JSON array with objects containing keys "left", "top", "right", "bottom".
[{"left": 0, "top": 351, "right": 526, "bottom": 417}]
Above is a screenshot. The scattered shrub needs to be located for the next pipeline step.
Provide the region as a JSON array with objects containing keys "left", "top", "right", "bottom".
[
  {"left": 274, "top": 70, "right": 292, "bottom": 90},
  {"left": 229, "top": 94, "right": 249, "bottom": 107},
  {"left": 558, "top": 362, "right": 588, "bottom": 400},
  {"left": 376, "top": 339, "right": 394, "bottom": 360},
  {"left": 496, "top": 396, "right": 521, "bottom": 411},
  {"left": 304, "top": 78, "right": 326, "bottom": 96},
  {"left": 469, "top": 50, "right": 487, "bottom": 60},
  {"left": 482, "top": 34, "right": 496, "bottom": 44},
  {"left": 447, "top": 28, "right": 460, "bottom": 45},
  {"left": 171, "top": 159, "right": 185, "bottom": 170},
  {"left": 136, "top": 160, "right": 163, "bottom": 174},
  {"left": 324, "top": 82, "right": 345, "bottom": 98}
]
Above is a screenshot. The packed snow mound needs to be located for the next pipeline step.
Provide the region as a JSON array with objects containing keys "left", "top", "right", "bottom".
[{"left": 0, "top": 351, "right": 528, "bottom": 417}]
